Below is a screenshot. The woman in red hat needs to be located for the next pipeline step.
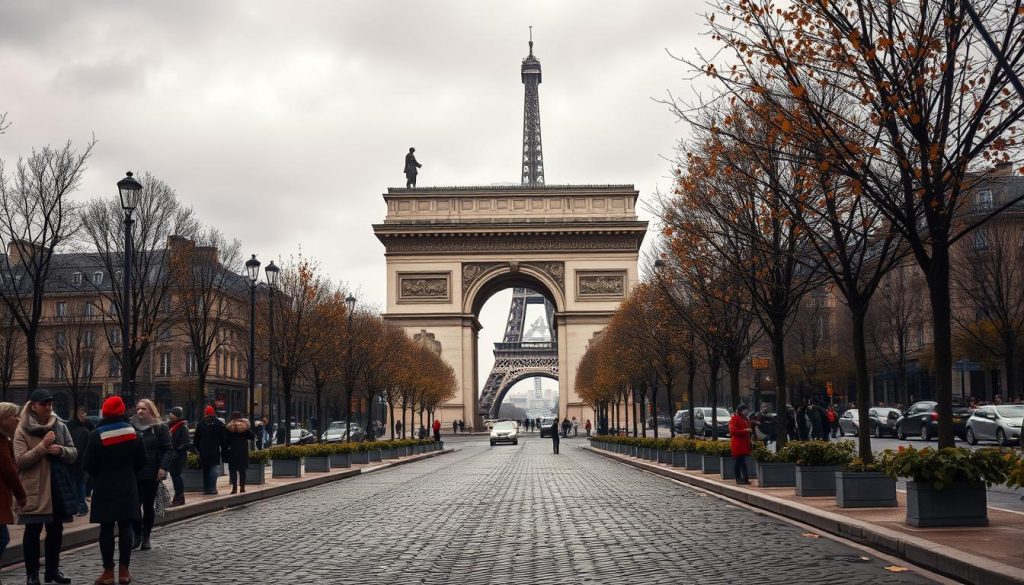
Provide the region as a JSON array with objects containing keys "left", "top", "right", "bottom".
[{"left": 83, "top": 395, "right": 147, "bottom": 585}]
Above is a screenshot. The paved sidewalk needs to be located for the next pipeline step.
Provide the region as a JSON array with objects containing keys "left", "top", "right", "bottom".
[
  {"left": 588, "top": 446, "right": 1024, "bottom": 585},
  {"left": 0, "top": 447, "right": 453, "bottom": 568}
]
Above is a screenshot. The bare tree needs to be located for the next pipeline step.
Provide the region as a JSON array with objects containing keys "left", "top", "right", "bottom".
[
  {"left": 0, "top": 308, "right": 26, "bottom": 400},
  {"left": 46, "top": 298, "right": 102, "bottom": 414},
  {"left": 868, "top": 265, "right": 924, "bottom": 406},
  {"left": 81, "top": 173, "right": 198, "bottom": 401},
  {"left": 0, "top": 141, "right": 92, "bottom": 389}
]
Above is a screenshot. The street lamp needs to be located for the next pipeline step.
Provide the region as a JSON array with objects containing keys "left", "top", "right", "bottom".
[
  {"left": 116, "top": 171, "right": 142, "bottom": 406},
  {"left": 245, "top": 254, "right": 260, "bottom": 425},
  {"left": 264, "top": 261, "right": 279, "bottom": 434},
  {"left": 344, "top": 294, "right": 356, "bottom": 441}
]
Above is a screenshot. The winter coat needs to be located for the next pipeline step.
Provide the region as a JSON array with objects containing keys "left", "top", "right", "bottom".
[
  {"left": 13, "top": 405, "right": 77, "bottom": 518},
  {"left": 66, "top": 418, "right": 92, "bottom": 480},
  {"left": 82, "top": 416, "right": 147, "bottom": 523},
  {"left": 131, "top": 418, "right": 172, "bottom": 481},
  {"left": 550, "top": 420, "right": 559, "bottom": 442},
  {"left": 168, "top": 420, "right": 190, "bottom": 475},
  {"left": 729, "top": 414, "right": 752, "bottom": 457},
  {"left": 224, "top": 418, "right": 255, "bottom": 471},
  {"left": 0, "top": 434, "right": 26, "bottom": 525},
  {"left": 193, "top": 416, "right": 226, "bottom": 468}
]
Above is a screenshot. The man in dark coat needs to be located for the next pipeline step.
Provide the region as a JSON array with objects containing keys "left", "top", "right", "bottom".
[
  {"left": 66, "top": 407, "right": 92, "bottom": 516},
  {"left": 550, "top": 418, "right": 560, "bottom": 455},
  {"left": 166, "top": 407, "right": 189, "bottom": 506},
  {"left": 82, "top": 396, "right": 147, "bottom": 585},
  {"left": 192, "top": 406, "right": 226, "bottom": 495},
  {"left": 404, "top": 147, "right": 422, "bottom": 188}
]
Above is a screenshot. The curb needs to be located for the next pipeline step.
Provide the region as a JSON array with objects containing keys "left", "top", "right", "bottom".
[
  {"left": 586, "top": 447, "right": 1024, "bottom": 585},
  {"left": 1, "top": 448, "right": 454, "bottom": 568}
]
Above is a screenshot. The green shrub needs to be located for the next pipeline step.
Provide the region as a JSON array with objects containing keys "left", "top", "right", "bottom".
[
  {"left": 751, "top": 445, "right": 782, "bottom": 463},
  {"left": 844, "top": 457, "right": 883, "bottom": 473},
  {"left": 266, "top": 445, "right": 304, "bottom": 460},
  {"left": 248, "top": 449, "right": 270, "bottom": 464},
  {"left": 186, "top": 451, "right": 201, "bottom": 469},
  {"left": 880, "top": 446, "right": 1017, "bottom": 489},
  {"left": 667, "top": 437, "right": 701, "bottom": 452},
  {"left": 695, "top": 440, "right": 732, "bottom": 457},
  {"left": 777, "top": 440, "right": 854, "bottom": 467}
]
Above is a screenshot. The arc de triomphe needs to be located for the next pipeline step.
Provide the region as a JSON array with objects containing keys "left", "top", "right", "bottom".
[{"left": 373, "top": 184, "right": 647, "bottom": 430}]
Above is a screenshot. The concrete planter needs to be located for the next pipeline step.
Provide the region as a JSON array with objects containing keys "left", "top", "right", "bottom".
[
  {"left": 329, "top": 453, "right": 352, "bottom": 468},
  {"left": 795, "top": 466, "right": 844, "bottom": 497},
  {"left": 305, "top": 456, "right": 331, "bottom": 472},
  {"left": 368, "top": 449, "right": 382, "bottom": 462},
  {"left": 719, "top": 456, "right": 735, "bottom": 480},
  {"left": 671, "top": 452, "right": 687, "bottom": 468},
  {"left": 245, "top": 462, "right": 266, "bottom": 485},
  {"left": 271, "top": 458, "right": 302, "bottom": 478},
  {"left": 700, "top": 454, "right": 720, "bottom": 474},
  {"left": 381, "top": 448, "right": 396, "bottom": 460},
  {"left": 906, "top": 481, "right": 988, "bottom": 527},
  {"left": 685, "top": 452, "right": 702, "bottom": 470},
  {"left": 756, "top": 462, "right": 796, "bottom": 487},
  {"left": 834, "top": 471, "right": 897, "bottom": 508},
  {"left": 181, "top": 468, "right": 205, "bottom": 492},
  {"left": 352, "top": 450, "right": 370, "bottom": 464}
]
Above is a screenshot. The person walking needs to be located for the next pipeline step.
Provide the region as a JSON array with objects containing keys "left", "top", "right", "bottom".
[
  {"left": 550, "top": 418, "right": 560, "bottom": 454},
  {"left": 130, "top": 399, "right": 170, "bottom": 551},
  {"left": 224, "top": 412, "right": 255, "bottom": 494},
  {"left": 15, "top": 389, "right": 77, "bottom": 585},
  {"left": 432, "top": 418, "right": 441, "bottom": 442},
  {"left": 452, "top": 420, "right": 457, "bottom": 435},
  {"left": 0, "top": 403, "right": 26, "bottom": 571},
  {"left": 193, "top": 406, "right": 226, "bottom": 495},
  {"left": 729, "top": 405, "right": 753, "bottom": 485},
  {"left": 83, "top": 396, "right": 147, "bottom": 585},
  {"left": 67, "top": 407, "right": 92, "bottom": 517},
  {"left": 560, "top": 417, "right": 571, "bottom": 438},
  {"left": 166, "top": 407, "right": 188, "bottom": 507},
  {"left": 584, "top": 419, "right": 592, "bottom": 437}
]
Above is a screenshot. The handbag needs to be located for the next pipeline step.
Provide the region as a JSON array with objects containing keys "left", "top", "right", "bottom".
[
  {"left": 154, "top": 480, "right": 171, "bottom": 518},
  {"left": 48, "top": 455, "right": 78, "bottom": 519}
]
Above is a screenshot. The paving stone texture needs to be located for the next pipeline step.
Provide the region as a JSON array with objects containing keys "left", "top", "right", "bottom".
[{"left": 6, "top": 436, "right": 939, "bottom": 584}]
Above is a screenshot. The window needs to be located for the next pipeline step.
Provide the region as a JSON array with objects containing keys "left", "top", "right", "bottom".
[
  {"left": 107, "top": 329, "right": 120, "bottom": 346},
  {"left": 157, "top": 327, "right": 171, "bottom": 342},
  {"left": 114, "top": 270, "right": 122, "bottom": 283},
  {"left": 71, "top": 272, "right": 83, "bottom": 286},
  {"left": 82, "top": 302, "right": 94, "bottom": 317},
  {"left": 92, "top": 271, "right": 104, "bottom": 285},
  {"left": 108, "top": 356, "right": 120, "bottom": 377},
  {"left": 976, "top": 189, "right": 994, "bottom": 211},
  {"left": 915, "top": 323, "right": 925, "bottom": 348},
  {"left": 83, "top": 329, "right": 94, "bottom": 348},
  {"left": 974, "top": 228, "right": 990, "bottom": 250},
  {"left": 185, "top": 353, "right": 197, "bottom": 375},
  {"left": 55, "top": 302, "right": 67, "bottom": 318},
  {"left": 159, "top": 352, "right": 171, "bottom": 376},
  {"left": 55, "top": 330, "right": 66, "bottom": 348},
  {"left": 52, "top": 357, "right": 64, "bottom": 380},
  {"left": 82, "top": 358, "right": 93, "bottom": 378},
  {"left": 229, "top": 353, "right": 236, "bottom": 379}
]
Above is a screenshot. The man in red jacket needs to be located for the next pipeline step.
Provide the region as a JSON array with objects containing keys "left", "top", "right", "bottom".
[
  {"left": 729, "top": 405, "right": 753, "bottom": 485},
  {"left": 432, "top": 418, "right": 441, "bottom": 442}
]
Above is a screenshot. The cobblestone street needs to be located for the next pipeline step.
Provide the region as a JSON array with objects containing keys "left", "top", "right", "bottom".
[{"left": 10, "top": 436, "right": 940, "bottom": 584}]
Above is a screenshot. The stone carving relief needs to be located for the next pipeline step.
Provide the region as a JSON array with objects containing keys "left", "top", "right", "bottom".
[
  {"left": 397, "top": 272, "right": 450, "bottom": 302},
  {"left": 412, "top": 330, "right": 442, "bottom": 355},
  {"left": 525, "top": 261, "right": 564, "bottom": 291},
  {"left": 462, "top": 262, "right": 504, "bottom": 290},
  {"left": 577, "top": 272, "right": 626, "bottom": 299}
]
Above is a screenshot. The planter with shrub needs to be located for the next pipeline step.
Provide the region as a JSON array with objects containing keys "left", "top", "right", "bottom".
[
  {"left": 835, "top": 458, "right": 897, "bottom": 508},
  {"left": 267, "top": 446, "right": 304, "bottom": 478},
  {"left": 752, "top": 446, "right": 795, "bottom": 488},
  {"left": 778, "top": 441, "right": 854, "bottom": 497},
  {"left": 697, "top": 440, "right": 730, "bottom": 474},
  {"left": 245, "top": 450, "right": 270, "bottom": 485}
]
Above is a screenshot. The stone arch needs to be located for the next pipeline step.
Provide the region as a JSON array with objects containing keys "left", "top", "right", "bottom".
[
  {"left": 487, "top": 370, "right": 558, "bottom": 419},
  {"left": 462, "top": 263, "right": 565, "bottom": 317}
]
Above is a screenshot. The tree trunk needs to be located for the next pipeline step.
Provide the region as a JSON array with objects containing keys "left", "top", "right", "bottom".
[
  {"left": 365, "top": 392, "right": 375, "bottom": 441},
  {"left": 728, "top": 363, "right": 741, "bottom": 410},
  {"left": 771, "top": 318, "right": 789, "bottom": 450},
  {"left": 624, "top": 391, "right": 630, "bottom": 436},
  {"left": 388, "top": 403, "right": 395, "bottom": 440},
  {"left": 687, "top": 368, "right": 697, "bottom": 439},
  {"left": 926, "top": 247, "right": 955, "bottom": 448},
  {"left": 315, "top": 384, "right": 324, "bottom": 443},
  {"left": 1004, "top": 342, "right": 1017, "bottom": 400},
  {"left": 25, "top": 329, "right": 38, "bottom": 391},
  {"left": 282, "top": 374, "right": 293, "bottom": 446},
  {"left": 666, "top": 372, "right": 675, "bottom": 438},
  {"left": 650, "top": 377, "right": 659, "bottom": 438},
  {"left": 708, "top": 355, "right": 721, "bottom": 440},
  {"left": 639, "top": 383, "right": 647, "bottom": 438},
  {"left": 344, "top": 381, "right": 354, "bottom": 443},
  {"left": 852, "top": 311, "right": 873, "bottom": 462}
]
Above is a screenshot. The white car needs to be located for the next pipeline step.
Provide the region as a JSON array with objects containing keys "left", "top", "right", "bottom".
[
  {"left": 490, "top": 421, "right": 519, "bottom": 446},
  {"left": 966, "top": 404, "right": 1024, "bottom": 446}
]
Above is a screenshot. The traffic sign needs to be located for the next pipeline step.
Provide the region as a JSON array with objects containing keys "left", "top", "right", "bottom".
[{"left": 752, "top": 357, "right": 769, "bottom": 369}]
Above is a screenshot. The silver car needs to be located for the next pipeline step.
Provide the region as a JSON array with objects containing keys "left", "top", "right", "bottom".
[
  {"left": 966, "top": 404, "right": 1024, "bottom": 446},
  {"left": 490, "top": 421, "right": 520, "bottom": 446}
]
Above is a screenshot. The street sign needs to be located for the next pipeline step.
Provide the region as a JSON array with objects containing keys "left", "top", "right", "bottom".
[{"left": 752, "top": 357, "right": 769, "bottom": 369}]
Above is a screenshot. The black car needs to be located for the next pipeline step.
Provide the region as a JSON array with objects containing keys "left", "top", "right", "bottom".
[{"left": 895, "top": 401, "right": 971, "bottom": 441}]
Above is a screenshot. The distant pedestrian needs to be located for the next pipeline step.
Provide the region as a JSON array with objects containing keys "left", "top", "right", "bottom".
[
  {"left": 193, "top": 406, "right": 226, "bottom": 495},
  {"left": 225, "top": 412, "right": 255, "bottom": 495},
  {"left": 15, "top": 389, "right": 77, "bottom": 585},
  {"left": 458, "top": 420, "right": 465, "bottom": 433},
  {"left": 571, "top": 417, "right": 578, "bottom": 437},
  {"left": 729, "top": 405, "right": 752, "bottom": 485},
  {"left": 584, "top": 419, "right": 592, "bottom": 437},
  {"left": 276, "top": 420, "right": 287, "bottom": 445},
  {"left": 67, "top": 406, "right": 92, "bottom": 517},
  {"left": 452, "top": 420, "right": 458, "bottom": 434},
  {"left": 561, "top": 418, "right": 571, "bottom": 438},
  {"left": 253, "top": 418, "right": 265, "bottom": 450},
  {"left": 432, "top": 418, "right": 441, "bottom": 442},
  {"left": 130, "top": 399, "right": 171, "bottom": 551},
  {"left": 827, "top": 404, "right": 839, "bottom": 438},
  {"left": 84, "top": 396, "right": 147, "bottom": 585},
  {"left": 0, "top": 403, "right": 26, "bottom": 570},
  {"left": 167, "top": 407, "right": 189, "bottom": 507},
  {"left": 550, "top": 418, "right": 560, "bottom": 454}
]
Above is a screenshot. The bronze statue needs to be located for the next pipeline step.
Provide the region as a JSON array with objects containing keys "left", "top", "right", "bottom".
[{"left": 404, "top": 147, "right": 422, "bottom": 188}]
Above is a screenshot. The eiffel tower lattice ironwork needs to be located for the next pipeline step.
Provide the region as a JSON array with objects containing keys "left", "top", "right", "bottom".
[
  {"left": 521, "top": 27, "right": 544, "bottom": 186},
  {"left": 478, "top": 288, "right": 558, "bottom": 418}
]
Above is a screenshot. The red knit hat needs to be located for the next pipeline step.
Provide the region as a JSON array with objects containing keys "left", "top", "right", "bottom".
[
  {"left": 204, "top": 405, "right": 215, "bottom": 417},
  {"left": 102, "top": 396, "right": 125, "bottom": 418}
]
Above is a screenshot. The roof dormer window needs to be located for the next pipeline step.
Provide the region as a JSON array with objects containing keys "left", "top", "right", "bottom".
[
  {"left": 71, "top": 272, "right": 83, "bottom": 286},
  {"left": 92, "top": 271, "right": 104, "bottom": 285}
]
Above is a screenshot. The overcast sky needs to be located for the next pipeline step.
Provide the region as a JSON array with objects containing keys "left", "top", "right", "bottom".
[{"left": 0, "top": 1, "right": 707, "bottom": 391}]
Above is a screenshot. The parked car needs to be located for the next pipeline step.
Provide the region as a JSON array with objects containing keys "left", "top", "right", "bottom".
[
  {"left": 837, "top": 407, "right": 901, "bottom": 438},
  {"left": 290, "top": 428, "right": 316, "bottom": 445},
  {"left": 490, "top": 421, "right": 520, "bottom": 446},
  {"left": 966, "top": 404, "right": 1024, "bottom": 445},
  {"left": 694, "top": 407, "right": 732, "bottom": 438},
  {"left": 538, "top": 416, "right": 557, "bottom": 438},
  {"left": 895, "top": 401, "right": 971, "bottom": 441},
  {"left": 321, "top": 421, "right": 365, "bottom": 443},
  {"left": 672, "top": 410, "right": 690, "bottom": 433}
]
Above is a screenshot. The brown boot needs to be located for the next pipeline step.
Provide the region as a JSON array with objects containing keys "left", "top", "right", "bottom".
[
  {"left": 117, "top": 565, "right": 132, "bottom": 584},
  {"left": 93, "top": 568, "right": 114, "bottom": 585}
]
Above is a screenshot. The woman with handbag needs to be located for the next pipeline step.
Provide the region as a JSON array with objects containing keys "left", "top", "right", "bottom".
[
  {"left": 84, "top": 396, "right": 147, "bottom": 585},
  {"left": 14, "top": 389, "right": 77, "bottom": 585},
  {"left": 129, "top": 399, "right": 171, "bottom": 551},
  {"left": 0, "top": 402, "right": 26, "bottom": 567},
  {"left": 729, "top": 404, "right": 753, "bottom": 485},
  {"left": 224, "top": 411, "right": 255, "bottom": 494}
]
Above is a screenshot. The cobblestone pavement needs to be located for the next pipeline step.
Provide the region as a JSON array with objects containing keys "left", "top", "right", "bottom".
[{"left": 10, "top": 436, "right": 939, "bottom": 584}]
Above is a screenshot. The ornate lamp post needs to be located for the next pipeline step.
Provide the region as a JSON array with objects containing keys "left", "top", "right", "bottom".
[
  {"left": 245, "top": 254, "right": 261, "bottom": 424},
  {"left": 117, "top": 171, "right": 142, "bottom": 406},
  {"left": 344, "top": 294, "right": 356, "bottom": 441},
  {"left": 264, "top": 261, "right": 279, "bottom": 427}
]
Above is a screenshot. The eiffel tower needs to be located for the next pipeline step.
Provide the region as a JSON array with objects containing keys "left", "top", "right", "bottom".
[{"left": 478, "top": 32, "right": 559, "bottom": 418}]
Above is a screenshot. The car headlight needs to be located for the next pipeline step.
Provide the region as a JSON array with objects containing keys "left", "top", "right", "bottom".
[{"left": 1008, "top": 422, "right": 1021, "bottom": 428}]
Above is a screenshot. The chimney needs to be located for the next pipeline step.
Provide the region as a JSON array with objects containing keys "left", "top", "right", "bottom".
[
  {"left": 6, "top": 239, "right": 48, "bottom": 265},
  {"left": 994, "top": 160, "right": 1015, "bottom": 177}
]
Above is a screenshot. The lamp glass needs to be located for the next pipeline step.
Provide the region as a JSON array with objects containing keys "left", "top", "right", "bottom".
[
  {"left": 345, "top": 294, "right": 356, "bottom": 313},
  {"left": 117, "top": 171, "right": 142, "bottom": 211},
  {"left": 265, "top": 261, "right": 279, "bottom": 287},
  {"left": 245, "top": 254, "right": 261, "bottom": 283}
]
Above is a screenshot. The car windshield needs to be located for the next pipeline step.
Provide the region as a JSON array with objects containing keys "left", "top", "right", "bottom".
[
  {"left": 996, "top": 405, "right": 1024, "bottom": 418},
  {"left": 327, "top": 422, "right": 346, "bottom": 430},
  {"left": 494, "top": 422, "right": 517, "bottom": 430},
  {"left": 702, "top": 408, "right": 730, "bottom": 418}
]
